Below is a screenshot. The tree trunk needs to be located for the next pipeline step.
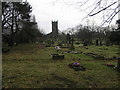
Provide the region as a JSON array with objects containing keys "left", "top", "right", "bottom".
[{"left": 9, "top": 3, "right": 15, "bottom": 46}]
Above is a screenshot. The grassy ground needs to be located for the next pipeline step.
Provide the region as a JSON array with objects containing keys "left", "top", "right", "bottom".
[{"left": 2, "top": 43, "right": 120, "bottom": 88}]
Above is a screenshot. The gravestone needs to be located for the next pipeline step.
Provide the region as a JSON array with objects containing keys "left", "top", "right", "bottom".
[
  {"left": 83, "top": 41, "right": 88, "bottom": 46},
  {"left": 52, "top": 54, "right": 64, "bottom": 60},
  {"left": 96, "top": 39, "right": 99, "bottom": 46},
  {"left": 117, "top": 57, "right": 120, "bottom": 72},
  {"left": 2, "top": 47, "right": 9, "bottom": 53}
]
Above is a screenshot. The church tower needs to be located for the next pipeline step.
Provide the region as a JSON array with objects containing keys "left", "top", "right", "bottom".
[{"left": 52, "top": 20, "right": 58, "bottom": 38}]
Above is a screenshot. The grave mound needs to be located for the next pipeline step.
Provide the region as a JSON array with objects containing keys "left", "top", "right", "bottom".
[
  {"left": 68, "top": 62, "right": 86, "bottom": 71},
  {"left": 102, "top": 64, "right": 115, "bottom": 68},
  {"left": 51, "top": 54, "right": 64, "bottom": 60}
]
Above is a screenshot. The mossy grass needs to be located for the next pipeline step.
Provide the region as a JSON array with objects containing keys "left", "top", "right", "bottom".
[{"left": 2, "top": 44, "right": 119, "bottom": 88}]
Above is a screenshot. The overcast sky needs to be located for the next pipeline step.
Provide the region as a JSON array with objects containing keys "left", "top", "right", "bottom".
[{"left": 28, "top": 0, "right": 118, "bottom": 34}]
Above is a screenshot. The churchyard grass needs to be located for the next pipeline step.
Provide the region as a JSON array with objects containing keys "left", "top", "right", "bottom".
[{"left": 2, "top": 44, "right": 119, "bottom": 88}]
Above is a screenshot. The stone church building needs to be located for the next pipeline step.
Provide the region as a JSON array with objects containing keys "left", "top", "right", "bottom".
[{"left": 46, "top": 20, "right": 59, "bottom": 40}]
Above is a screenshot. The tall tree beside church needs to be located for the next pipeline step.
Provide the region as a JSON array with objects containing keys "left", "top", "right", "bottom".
[{"left": 2, "top": 2, "right": 34, "bottom": 45}]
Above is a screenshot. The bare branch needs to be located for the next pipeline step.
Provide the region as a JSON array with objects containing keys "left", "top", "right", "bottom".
[
  {"left": 101, "top": 5, "right": 120, "bottom": 26},
  {"left": 78, "top": 0, "right": 90, "bottom": 7},
  {"left": 89, "top": 1, "right": 118, "bottom": 16}
]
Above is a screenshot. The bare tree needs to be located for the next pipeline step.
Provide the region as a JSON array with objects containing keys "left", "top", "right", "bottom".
[
  {"left": 52, "top": 0, "right": 119, "bottom": 26},
  {"left": 2, "top": 2, "right": 32, "bottom": 46}
]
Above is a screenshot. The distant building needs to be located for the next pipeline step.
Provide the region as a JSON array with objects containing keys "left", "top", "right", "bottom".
[
  {"left": 44, "top": 20, "right": 66, "bottom": 42},
  {"left": 51, "top": 20, "right": 59, "bottom": 38},
  {"left": 46, "top": 20, "right": 59, "bottom": 40}
]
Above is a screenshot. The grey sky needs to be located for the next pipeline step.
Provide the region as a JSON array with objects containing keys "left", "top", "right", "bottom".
[{"left": 28, "top": 0, "right": 118, "bottom": 34}]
